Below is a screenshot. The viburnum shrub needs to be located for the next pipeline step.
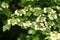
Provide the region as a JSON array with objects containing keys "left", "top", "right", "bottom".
[{"left": 0, "top": 0, "right": 60, "bottom": 40}]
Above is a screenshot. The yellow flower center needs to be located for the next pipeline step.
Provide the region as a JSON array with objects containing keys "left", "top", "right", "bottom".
[
  {"left": 10, "top": 19, "right": 17, "bottom": 23},
  {"left": 37, "top": 25, "right": 42, "bottom": 28},
  {"left": 52, "top": 32, "right": 58, "bottom": 38},
  {"left": 39, "top": 16, "right": 45, "bottom": 21},
  {"left": 46, "top": 8, "right": 51, "bottom": 13},
  {"left": 2, "top": 2, "right": 8, "bottom": 8},
  {"left": 34, "top": 9, "right": 40, "bottom": 12},
  {"left": 51, "top": 13, "right": 56, "bottom": 18},
  {"left": 17, "top": 10, "right": 23, "bottom": 14},
  {"left": 47, "top": 21, "right": 52, "bottom": 26}
]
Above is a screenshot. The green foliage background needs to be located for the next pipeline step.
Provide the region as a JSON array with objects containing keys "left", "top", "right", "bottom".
[{"left": 0, "top": 0, "right": 60, "bottom": 40}]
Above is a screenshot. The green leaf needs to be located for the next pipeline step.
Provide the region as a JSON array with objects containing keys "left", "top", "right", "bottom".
[
  {"left": 28, "top": 29, "right": 36, "bottom": 34},
  {"left": 55, "top": 0, "right": 60, "bottom": 5},
  {"left": 26, "top": 35, "right": 31, "bottom": 40},
  {"left": 42, "top": 29, "right": 50, "bottom": 35},
  {"left": 33, "top": 10, "right": 43, "bottom": 16},
  {"left": 17, "top": 33, "right": 26, "bottom": 40},
  {"left": 25, "top": 11, "right": 32, "bottom": 16},
  {"left": 32, "top": 35, "right": 39, "bottom": 40},
  {"left": 3, "top": 8, "right": 12, "bottom": 17},
  {"left": 45, "top": 36, "right": 50, "bottom": 40},
  {"left": 21, "top": 0, "right": 26, "bottom": 5},
  {"left": 3, "top": 24, "right": 11, "bottom": 32}
]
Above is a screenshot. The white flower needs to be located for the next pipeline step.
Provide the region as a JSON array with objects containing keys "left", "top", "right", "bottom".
[
  {"left": 32, "top": 22, "right": 36, "bottom": 26},
  {"left": 33, "top": 7, "right": 41, "bottom": 16},
  {"left": 30, "top": 7, "right": 33, "bottom": 11},
  {"left": 43, "top": 7, "right": 47, "bottom": 13},
  {"left": 58, "top": 14, "right": 60, "bottom": 16},
  {"left": 1, "top": 2, "right": 9, "bottom": 8},
  {"left": 34, "top": 25, "right": 46, "bottom": 31},
  {"left": 58, "top": 33, "right": 60, "bottom": 38},
  {"left": 36, "top": 14, "right": 46, "bottom": 22},
  {"left": 33, "top": 7, "right": 41, "bottom": 12},
  {"left": 14, "top": 9, "right": 26, "bottom": 16},
  {"left": 50, "top": 31, "right": 60, "bottom": 40},
  {"left": 40, "top": 27, "right": 46, "bottom": 31},
  {"left": 17, "top": 19, "right": 20, "bottom": 22},
  {"left": 43, "top": 7, "right": 52, "bottom": 13},
  {"left": 31, "top": 22, "right": 36, "bottom": 27},
  {"left": 0, "top": 8, "right": 2, "bottom": 11},
  {"left": 23, "top": 21, "right": 32, "bottom": 28},
  {"left": 40, "top": 23, "right": 45, "bottom": 27},
  {"left": 34, "top": 23, "right": 46, "bottom": 31},
  {"left": 44, "top": 21, "right": 55, "bottom": 28},
  {"left": 34, "top": 25, "right": 40, "bottom": 30},
  {"left": 50, "top": 9, "right": 56, "bottom": 13},
  {"left": 48, "top": 10, "right": 57, "bottom": 20},
  {"left": 7, "top": 18, "right": 20, "bottom": 26},
  {"left": 24, "top": 5, "right": 33, "bottom": 11},
  {"left": 56, "top": 6, "right": 60, "bottom": 10}
]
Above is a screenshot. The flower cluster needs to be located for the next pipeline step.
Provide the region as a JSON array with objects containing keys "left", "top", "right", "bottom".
[
  {"left": 1, "top": 1, "right": 60, "bottom": 40},
  {"left": 44, "top": 20, "right": 55, "bottom": 28},
  {"left": 3, "top": 4, "right": 59, "bottom": 31},
  {"left": 48, "top": 10, "right": 57, "bottom": 20},
  {"left": 33, "top": 7, "right": 42, "bottom": 16},
  {"left": 14, "top": 9, "right": 26, "bottom": 16},
  {"left": 34, "top": 22, "right": 46, "bottom": 31},
  {"left": 36, "top": 14, "right": 46, "bottom": 22},
  {"left": 7, "top": 18, "right": 20, "bottom": 26},
  {"left": 23, "top": 21, "right": 32, "bottom": 29},
  {"left": 50, "top": 31, "right": 60, "bottom": 40},
  {"left": 1, "top": 2, "right": 9, "bottom": 8}
]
